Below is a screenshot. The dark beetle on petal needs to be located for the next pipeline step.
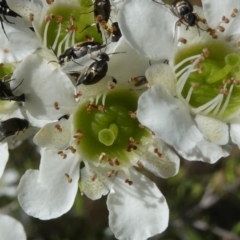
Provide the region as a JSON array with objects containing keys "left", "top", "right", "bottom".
[
  {"left": 76, "top": 52, "right": 110, "bottom": 86},
  {"left": 0, "top": 78, "right": 25, "bottom": 102},
  {"left": 153, "top": 0, "right": 205, "bottom": 31},
  {"left": 0, "top": 118, "right": 29, "bottom": 142},
  {"left": 57, "top": 41, "right": 106, "bottom": 65}
]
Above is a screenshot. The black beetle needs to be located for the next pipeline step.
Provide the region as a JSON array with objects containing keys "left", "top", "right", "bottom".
[
  {"left": 0, "top": 78, "right": 25, "bottom": 102},
  {"left": 0, "top": 118, "right": 29, "bottom": 142}
]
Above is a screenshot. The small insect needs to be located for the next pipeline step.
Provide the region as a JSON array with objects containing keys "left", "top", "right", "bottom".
[
  {"left": 111, "top": 22, "right": 122, "bottom": 42},
  {"left": 80, "top": 0, "right": 111, "bottom": 34},
  {"left": 76, "top": 52, "right": 122, "bottom": 86},
  {"left": 153, "top": 0, "right": 204, "bottom": 31},
  {"left": 0, "top": 118, "right": 29, "bottom": 142},
  {"left": 0, "top": 0, "right": 19, "bottom": 38},
  {"left": 0, "top": 78, "right": 25, "bottom": 102},
  {"left": 57, "top": 41, "right": 106, "bottom": 65}
]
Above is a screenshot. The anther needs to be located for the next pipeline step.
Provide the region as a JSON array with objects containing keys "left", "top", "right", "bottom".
[
  {"left": 154, "top": 148, "right": 162, "bottom": 157},
  {"left": 128, "top": 111, "right": 137, "bottom": 119},
  {"left": 91, "top": 174, "right": 97, "bottom": 181},
  {"left": 56, "top": 16, "right": 63, "bottom": 24},
  {"left": 178, "top": 37, "right": 187, "bottom": 44},
  {"left": 29, "top": 13, "right": 34, "bottom": 22},
  {"left": 137, "top": 161, "right": 144, "bottom": 169},
  {"left": 108, "top": 170, "right": 115, "bottom": 178},
  {"left": 139, "top": 124, "right": 145, "bottom": 128},
  {"left": 46, "top": 0, "right": 54, "bottom": 5},
  {"left": 222, "top": 16, "right": 230, "bottom": 23},
  {"left": 217, "top": 26, "right": 225, "bottom": 32},
  {"left": 67, "top": 146, "right": 76, "bottom": 153},
  {"left": 54, "top": 101, "right": 60, "bottom": 110},
  {"left": 55, "top": 124, "right": 62, "bottom": 132},
  {"left": 113, "top": 158, "right": 120, "bottom": 166},
  {"left": 65, "top": 173, "right": 72, "bottom": 183},
  {"left": 74, "top": 91, "right": 82, "bottom": 98},
  {"left": 108, "top": 158, "right": 114, "bottom": 166},
  {"left": 99, "top": 152, "right": 106, "bottom": 162},
  {"left": 125, "top": 179, "right": 133, "bottom": 186}
]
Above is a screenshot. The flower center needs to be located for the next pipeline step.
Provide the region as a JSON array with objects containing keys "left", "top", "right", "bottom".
[
  {"left": 39, "top": 1, "right": 102, "bottom": 56},
  {"left": 73, "top": 89, "right": 151, "bottom": 169},
  {"left": 174, "top": 40, "right": 240, "bottom": 122}
]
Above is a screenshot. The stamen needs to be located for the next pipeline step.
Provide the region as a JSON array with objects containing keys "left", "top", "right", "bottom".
[
  {"left": 173, "top": 54, "right": 201, "bottom": 72},
  {"left": 218, "top": 84, "right": 234, "bottom": 117},
  {"left": 185, "top": 86, "right": 194, "bottom": 103},
  {"left": 52, "top": 22, "right": 62, "bottom": 50},
  {"left": 43, "top": 17, "right": 51, "bottom": 48},
  {"left": 57, "top": 32, "right": 72, "bottom": 56}
]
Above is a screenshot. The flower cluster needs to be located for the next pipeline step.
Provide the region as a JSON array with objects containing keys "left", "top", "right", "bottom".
[{"left": 1, "top": 0, "right": 240, "bottom": 239}]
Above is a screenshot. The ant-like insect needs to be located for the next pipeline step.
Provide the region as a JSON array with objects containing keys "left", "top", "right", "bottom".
[
  {"left": 76, "top": 51, "right": 124, "bottom": 86},
  {"left": 0, "top": 77, "right": 25, "bottom": 102},
  {"left": 0, "top": 117, "right": 29, "bottom": 142},
  {"left": 50, "top": 41, "right": 107, "bottom": 65},
  {"left": 80, "top": 0, "right": 111, "bottom": 34},
  {"left": 111, "top": 22, "right": 122, "bottom": 42},
  {"left": 153, "top": 0, "right": 205, "bottom": 32},
  {"left": 0, "top": 0, "right": 19, "bottom": 38}
]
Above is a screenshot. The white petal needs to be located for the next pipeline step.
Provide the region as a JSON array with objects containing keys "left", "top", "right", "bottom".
[
  {"left": 80, "top": 164, "right": 113, "bottom": 200},
  {"left": 230, "top": 123, "right": 240, "bottom": 148},
  {"left": 18, "top": 148, "right": 80, "bottom": 219},
  {"left": 11, "top": 54, "right": 77, "bottom": 120},
  {"left": 202, "top": 0, "right": 240, "bottom": 35},
  {"left": 142, "top": 139, "right": 180, "bottom": 178},
  {"left": 0, "top": 214, "right": 26, "bottom": 240},
  {"left": 107, "top": 37, "right": 150, "bottom": 83},
  {"left": 0, "top": 20, "right": 40, "bottom": 63},
  {"left": 119, "top": 0, "right": 177, "bottom": 60},
  {"left": 145, "top": 63, "right": 176, "bottom": 96},
  {"left": 195, "top": 115, "right": 229, "bottom": 145},
  {"left": 0, "top": 143, "right": 9, "bottom": 178},
  {"left": 107, "top": 168, "right": 169, "bottom": 240},
  {"left": 33, "top": 118, "right": 71, "bottom": 150},
  {"left": 137, "top": 85, "right": 231, "bottom": 163}
]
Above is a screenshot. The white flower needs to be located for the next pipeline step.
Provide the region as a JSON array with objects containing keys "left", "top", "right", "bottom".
[
  {"left": 119, "top": 0, "right": 240, "bottom": 163},
  {"left": 12, "top": 36, "right": 180, "bottom": 240},
  {"left": 0, "top": 214, "right": 26, "bottom": 240}
]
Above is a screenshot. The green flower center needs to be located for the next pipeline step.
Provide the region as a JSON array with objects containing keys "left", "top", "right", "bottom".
[
  {"left": 40, "top": 0, "right": 102, "bottom": 56},
  {"left": 73, "top": 89, "right": 150, "bottom": 168},
  {"left": 174, "top": 40, "right": 240, "bottom": 122}
]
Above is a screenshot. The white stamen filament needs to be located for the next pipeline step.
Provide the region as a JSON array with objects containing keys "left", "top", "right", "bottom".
[
  {"left": 218, "top": 84, "right": 234, "bottom": 117},
  {"left": 71, "top": 31, "right": 76, "bottom": 46},
  {"left": 43, "top": 20, "right": 50, "bottom": 48},
  {"left": 52, "top": 23, "right": 62, "bottom": 50},
  {"left": 175, "top": 64, "right": 191, "bottom": 78},
  {"left": 57, "top": 32, "right": 71, "bottom": 56},
  {"left": 212, "top": 94, "right": 224, "bottom": 116},
  {"left": 191, "top": 94, "right": 222, "bottom": 114},
  {"left": 64, "top": 32, "right": 72, "bottom": 51},
  {"left": 173, "top": 54, "right": 201, "bottom": 72},
  {"left": 185, "top": 86, "right": 194, "bottom": 103}
]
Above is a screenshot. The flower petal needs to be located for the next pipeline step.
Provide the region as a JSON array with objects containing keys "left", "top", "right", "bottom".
[
  {"left": 0, "top": 143, "right": 9, "bottom": 178},
  {"left": 142, "top": 139, "right": 180, "bottom": 178},
  {"left": 145, "top": 63, "right": 176, "bottom": 95},
  {"left": 119, "top": 0, "right": 177, "bottom": 60},
  {"left": 18, "top": 148, "right": 79, "bottom": 219},
  {"left": 0, "top": 214, "right": 26, "bottom": 240},
  {"left": 195, "top": 115, "right": 229, "bottom": 145},
  {"left": 137, "top": 85, "right": 231, "bottom": 163},
  {"left": 80, "top": 163, "right": 113, "bottom": 200},
  {"left": 107, "top": 168, "right": 169, "bottom": 240},
  {"left": 230, "top": 123, "right": 240, "bottom": 148},
  {"left": 33, "top": 118, "right": 71, "bottom": 150},
  {"left": 11, "top": 54, "right": 77, "bottom": 120},
  {"left": 202, "top": 0, "right": 240, "bottom": 35}
]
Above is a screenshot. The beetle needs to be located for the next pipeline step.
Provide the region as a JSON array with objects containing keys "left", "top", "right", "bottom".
[
  {"left": 57, "top": 41, "right": 106, "bottom": 65},
  {"left": 0, "top": 78, "right": 25, "bottom": 101},
  {"left": 0, "top": 118, "right": 29, "bottom": 142},
  {"left": 80, "top": 0, "right": 111, "bottom": 34},
  {"left": 0, "top": 0, "right": 19, "bottom": 38},
  {"left": 153, "top": 0, "right": 204, "bottom": 31},
  {"left": 76, "top": 52, "right": 110, "bottom": 86}
]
